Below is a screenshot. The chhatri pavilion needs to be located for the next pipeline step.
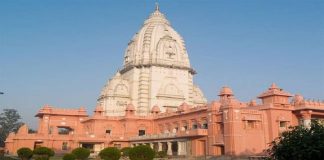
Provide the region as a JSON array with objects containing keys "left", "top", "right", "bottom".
[{"left": 5, "top": 5, "right": 324, "bottom": 158}]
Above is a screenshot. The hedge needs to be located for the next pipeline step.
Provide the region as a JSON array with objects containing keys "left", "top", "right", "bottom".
[
  {"left": 33, "top": 147, "right": 54, "bottom": 160},
  {"left": 71, "top": 147, "right": 90, "bottom": 160},
  {"left": 99, "top": 147, "right": 121, "bottom": 160},
  {"left": 129, "top": 145, "right": 155, "bottom": 160},
  {"left": 17, "top": 148, "right": 33, "bottom": 160},
  {"left": 62, "top": 153, "right": 76, "bottom": 160}
]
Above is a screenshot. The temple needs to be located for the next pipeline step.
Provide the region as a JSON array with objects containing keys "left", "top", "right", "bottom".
[{"left": 5, "top": 5, "right": 324, "bottom": 158}]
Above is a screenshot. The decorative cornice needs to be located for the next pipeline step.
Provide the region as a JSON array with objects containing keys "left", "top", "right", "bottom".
[{"left": 119, "top": 64, "right": 196, "bottom": 75}]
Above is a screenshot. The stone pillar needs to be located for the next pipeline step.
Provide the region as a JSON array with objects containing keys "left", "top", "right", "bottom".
[
  {"left": 167, "top": 142, "right": 172, "bottom": 155},
  {"left": 177, "top": 141, "right": 182, "bottom": 155},
  {"left": 183, "top": 141, "right": 187, "bottom": 155},
  {"left": 304, "top": 119, "right": 311, "bottom": 128},
  {"left": 158, "top": 142, "right": 162, "bottom": 151},
  {"left": 177, "top": 141, "right": 187, "bottom": 155},
  {"left": 301, "top": 110, "right": 312, "bottom": 129},
  {"left": 149, "top": 143, "right": 154, "bottom": 149}
]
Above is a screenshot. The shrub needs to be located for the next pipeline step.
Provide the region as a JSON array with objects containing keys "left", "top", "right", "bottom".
[
  {"left": 267, "top": 120, "right": 324, "bottom": 160},
  {"left": 120, "top": 147, "right": 131, "bottom": 157},
  {"left": 63, "top": 153, "right": 76, "bottom": 160},
  {"left": 71, "top": 147, "right": 90, "bottom": 160},
  {"left": 33, "top": 147, "right": 54, "bottom": 160},
  {"left": 155, "top": 151, "right": 167, "bottom": 158},
  {"left": 17, "top": 148, "right": 33, "bottom": 160},
  {"left": 129, "top": 145, "right": 155, "bottom": 160},
  {"left": 99, "top": 147, "right": 121, "bottom": 160}
]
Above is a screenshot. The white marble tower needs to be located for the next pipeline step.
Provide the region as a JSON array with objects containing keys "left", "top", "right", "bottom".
[{"left": 98, "top": 5, "right": 207, "bottom": 116}]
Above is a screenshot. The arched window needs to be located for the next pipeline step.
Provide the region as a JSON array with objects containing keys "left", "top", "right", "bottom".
[
  {"left": 191, "top": 120, "right": 198, "bottom": 129},
  {"left": 202, "top": 120, "right": 208, "bottom": 129}
]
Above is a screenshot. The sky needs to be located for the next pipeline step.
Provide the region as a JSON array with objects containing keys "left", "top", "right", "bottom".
[{"left": 0, "top": 0, "right": 323, "bottom": 129}]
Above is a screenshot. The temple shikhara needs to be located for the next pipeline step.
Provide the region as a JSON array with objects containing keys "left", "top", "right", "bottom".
[{"left": 5, "top": 5, "right": 324, "bottom": 158}]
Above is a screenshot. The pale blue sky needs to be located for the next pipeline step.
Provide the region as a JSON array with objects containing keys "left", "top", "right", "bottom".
[{"left": 0, "top": 0, "right": 323, "bottom": 129}]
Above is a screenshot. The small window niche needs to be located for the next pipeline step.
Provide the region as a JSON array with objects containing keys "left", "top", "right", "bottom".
[
  {"left": 62, "top": 142, "right": 68, "bottom": 150},
  {"left": 138, "top": 130, "right": 145, "bottom": 136},
  {"left": 279, "top": 121, "right": 287, "bottom": 128}
]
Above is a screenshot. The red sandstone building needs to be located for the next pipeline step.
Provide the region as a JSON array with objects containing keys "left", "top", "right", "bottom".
[
  {"left": 5, "top": 5, "right": 324, "bottom": 158},
  {"left": 5, "top": 84, "right": 324, "bottom": 157}
]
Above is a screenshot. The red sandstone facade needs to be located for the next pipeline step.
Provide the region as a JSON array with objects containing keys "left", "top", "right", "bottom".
[{"left": 5, "top": 84, "right": 324, "bottom": 157}]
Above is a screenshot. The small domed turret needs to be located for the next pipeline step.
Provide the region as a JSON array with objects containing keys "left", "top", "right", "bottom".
[
  {"left": 151, "top": 105, "right": 161, "bottom": 115},
  {"left": 177, "top": 102, "right": 189, "bottom": 112},
  {"left": 292, "top": 94, "right": 304, "bottom": 104},
  {"left": 94, "top": 105, "right": 104, "bottom": 116},
  {"left": 218, "top": 86, "right": 234, "bottom": 97},
  {"left": 125, "top": 104, "right": 136, "bottom": 117}
]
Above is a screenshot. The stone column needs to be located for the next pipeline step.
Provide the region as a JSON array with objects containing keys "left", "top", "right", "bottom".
[
  {"left": 301, "top": 110, "right": 312, "bottom": 129},
  {"left": 177, "top": 141, "right": 183, "bottom": 155},
  {"left": 183, "top": 141, "right": 187, "bottom": 155},
  {"left": 149, "top": 143, "right": 154, "bottom": 149},
  {"left": 178, "top": 141, "right": 187, "bottom": 155},
  {"left": 167, "top": 142, "right": 172, "bottom": 155},
  {"left": 158, "top": 142, "right": 162, "bottom": 151}
]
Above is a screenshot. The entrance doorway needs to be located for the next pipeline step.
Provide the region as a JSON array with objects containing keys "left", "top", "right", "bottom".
[
  {"left": 171, "top": 142, "right": 178, "bottom": 156},
  {"left": 80, "top": 143, "right": 94, "bottom": 153},
  {"left": 34, "top": 142, "right": 43, "bottom": 149}
]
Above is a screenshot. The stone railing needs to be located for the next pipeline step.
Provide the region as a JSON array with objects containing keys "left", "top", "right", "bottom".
[{"left": 294, "top": 99, "right": 324, "bottom": 110}]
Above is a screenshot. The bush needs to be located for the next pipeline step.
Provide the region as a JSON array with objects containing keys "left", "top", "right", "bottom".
[
  {"left": 71, "top": 147, "right": 90, "bottom": 160},
  {"left": 17, "top": 148, "right": 33, "bottom": 160},
  {"left": 155, "top": 151, "right": 167, "bottom": 158},
  {"left": 63, "top": 153, "right": 76, "bottom": 160},
  {"left": 129, "top": 145, "right": 155, "bottom": 160},
  {"left": 120, "top": 147, "right": 131, "bottom": 157},
  {"left": 99, "top": 147, "right": 121, "bottom": 160},
  {"left": 33, "top": 147, "right": 54, "bottom": 160},
  {"left": 267, "top": 120, "right": 324, "bottom": 160}
]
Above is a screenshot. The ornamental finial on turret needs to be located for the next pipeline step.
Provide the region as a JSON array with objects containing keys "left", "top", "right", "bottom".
[{"left": 155, "top": 2, "right": 159, "bottom": 11}]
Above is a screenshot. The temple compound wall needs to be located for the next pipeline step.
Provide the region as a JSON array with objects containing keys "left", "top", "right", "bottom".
[{"left": 5, "top": 84, "right": 324, "bottom": 157}]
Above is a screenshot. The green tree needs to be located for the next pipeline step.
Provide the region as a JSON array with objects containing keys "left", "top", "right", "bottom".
[
  {"left": 267, "top": 120, "right": 324, "bottom": 160},
  {"left": 0, "top": 109, "right": 23, "bottom": 147},
  {"left": 71, "top": 147, "right": 90, "bottom": 160},
  {"left": 17, "top": 147, "right": 33, "bottom": 160},
  {"left": 129, "top": 145, "right": 155, "bottom": 160},
  {"left": 99, "top": 147, "right": 121, "bottom": 160}
]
